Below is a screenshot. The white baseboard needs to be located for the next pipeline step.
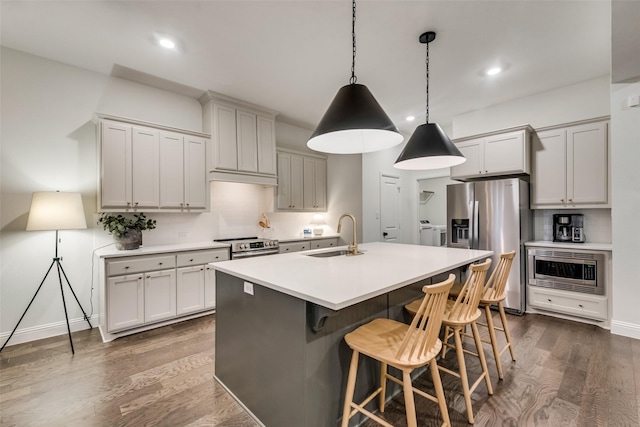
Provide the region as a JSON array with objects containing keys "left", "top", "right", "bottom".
[
  {"left": 610, "top": 319, "right": 640, "bottom": 340},
  {"left": 0, "top": 314, "right": 99, "bottom": 348}
]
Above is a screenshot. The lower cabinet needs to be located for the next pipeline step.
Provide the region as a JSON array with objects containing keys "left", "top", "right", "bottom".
[
  {"left": 278, "top": 238, "right": 338, "bottom": 254},
  {"left": 102, "top": 247, "right": 229, "bottom": 340},
  {"left": 528, "top": 286, "right": 607, "bottom": 321}
]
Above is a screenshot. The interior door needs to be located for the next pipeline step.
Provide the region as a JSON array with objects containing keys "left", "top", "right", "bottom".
[{"left": 380, "top": 174, "right": 400, "bottom": 242}]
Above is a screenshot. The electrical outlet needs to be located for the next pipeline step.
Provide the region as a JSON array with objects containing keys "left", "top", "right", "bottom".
[{"left": 244, "top": 281, "right": 254, "bottom": 295}]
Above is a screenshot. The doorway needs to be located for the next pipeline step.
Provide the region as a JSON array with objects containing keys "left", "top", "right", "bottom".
[{"left": 380, "top": 174, "right": 400, "bottom": 242}]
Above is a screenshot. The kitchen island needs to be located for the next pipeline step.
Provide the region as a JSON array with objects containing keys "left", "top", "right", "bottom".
[{"left": 212, "top": 242, "right": 492, "bottom": 427}]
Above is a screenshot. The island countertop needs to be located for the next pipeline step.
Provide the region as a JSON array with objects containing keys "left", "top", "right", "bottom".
[{"left": 212, "top": 242, "right": 493, "bottom": 310}]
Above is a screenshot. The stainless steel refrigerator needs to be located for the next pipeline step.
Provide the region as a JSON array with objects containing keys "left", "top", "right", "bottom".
[{"left": 447, "top": 178, "right": 532, "bottom": 314}]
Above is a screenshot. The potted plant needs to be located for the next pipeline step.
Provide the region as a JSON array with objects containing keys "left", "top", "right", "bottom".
[{"left": 98, "top": 213, "right": 157, "bottom": 250}]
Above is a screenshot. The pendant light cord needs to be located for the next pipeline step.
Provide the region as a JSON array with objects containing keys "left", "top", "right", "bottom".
[
  {"left": 350, "top": 0, "right": 357, "bottom": 84},
  {"left": 425, "top": 39, "right": 430, "bottom": 124}
]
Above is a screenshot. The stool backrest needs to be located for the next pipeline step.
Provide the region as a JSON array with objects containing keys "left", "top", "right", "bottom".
[
  {"left": 482, "top": 250, "right": 516, "bottom": 302},
  {"left": 448, "top": 258, "right": 492, "bottom": 322},
  {"left": 396, "top": 274, "right": 454, "bottom": 362}
]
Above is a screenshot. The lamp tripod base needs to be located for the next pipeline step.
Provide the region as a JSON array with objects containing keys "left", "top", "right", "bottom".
[{"left": 0, "top": 255, "right": 92, "bottom": 355}]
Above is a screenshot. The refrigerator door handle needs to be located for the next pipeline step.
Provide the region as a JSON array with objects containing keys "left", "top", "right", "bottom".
[{"left": 472, "top": 201, "right": 479, "bottom": 249}]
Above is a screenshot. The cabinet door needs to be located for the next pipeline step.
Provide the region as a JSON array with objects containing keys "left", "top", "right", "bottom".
[
  {"left": 184, "top": 136, "right": 207, "bottom": 209},
  {"left": 159, "top": 131, "right": 185, "bottom": 209},
  {"left": 276, "top": 152, "right": 304, "bottom": 210},
  {"left": 483, "top": 130, "right": 528, "bottom": 176},
  {"left": 144, "top": 269, "right": 177, "bottom": 323},
  {"left": 108, "top": 275, "right": 144, "bottom": 332},
  {"left": 131, "top": 127, "right": 160, "bottom": 208},
  {"left": 236, "top": 110, "right": 258, "bottom": 172},
  {"left": 567, "top": 121, "right": 608, "bottom": 206},
  {"left": 257, "top": 116, "right": 277, "bottom": 175},
  {"left": 450, "top": 138, "right": 483, "bottom": 179},
  {"left": 101, "top": 121, "right": 132, "bottom": 208},
  {"left": 213, "top": 104, "right": 238, "bottom": 170},
  {"left": 278, "top": 241, "right": 311, "bottom": 253},
  {"left": 531, "top": 129, "right": 567, "bottom": 207},
  {"left": 204, "top": 265, "right": 216, "bottom": 309},
  {"left": 177, "top": 265, "right": 205, "bottom": 316},
  {"left": 303, "top": 158, "right": 327, "bottom": 210}
]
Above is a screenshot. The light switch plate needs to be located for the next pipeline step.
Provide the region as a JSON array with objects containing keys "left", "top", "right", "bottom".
[
  {"left": 244, "top": 281, "right": 254, "bottom": 295},
  {"left": 629, "top": 94, "right": 640, "bottom": 108}
]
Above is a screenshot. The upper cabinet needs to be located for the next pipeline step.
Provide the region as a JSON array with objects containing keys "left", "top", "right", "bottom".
[
  {"left": 451, "top": 127, "right": 532, "bottom": 181},
  {"left": 531, "top": 118, "right": 609, "bottom": 209},
  {"left": 98, "top": 115, "right": 209, "bottom": 213},
  {"left": 276, "top": 150, "right": 327, "bottom": 212},
  {"left": 200, "top": 91, "right": 277, "bottom": 186}
]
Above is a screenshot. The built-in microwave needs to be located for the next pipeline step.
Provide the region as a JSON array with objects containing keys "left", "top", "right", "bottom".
[{"left": 527, "top": 248, "right": 605, "bottom": 295}]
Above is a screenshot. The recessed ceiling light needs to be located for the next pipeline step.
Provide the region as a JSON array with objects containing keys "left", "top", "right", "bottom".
[
  {"left": 158, "top": 38, "right": 176, "bottom": 49},
  {"left": 486, "top": 67, "right": 502, "bottom": 76},
  {"left": 406, "top": 116, "right": 415, "bottom": 122}
]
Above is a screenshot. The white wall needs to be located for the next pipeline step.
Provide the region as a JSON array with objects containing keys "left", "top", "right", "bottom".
[
  {"left": 452, "top": 75, "right": 611, "bottom": 138},
  {"left": 610, "top": 81, "right": 640, "bottom": 339},
  {"left": 0, "top": 48, "right": 357, "bottom": 345}
]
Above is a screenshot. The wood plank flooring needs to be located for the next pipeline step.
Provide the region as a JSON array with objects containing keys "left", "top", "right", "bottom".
[{"left": 1, "top": 312, "right": 639, "bottom": 426}]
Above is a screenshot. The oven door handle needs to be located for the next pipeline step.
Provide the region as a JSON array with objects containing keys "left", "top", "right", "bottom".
[{"left": 232, "top": 249, "right": 280, "bottom": 259}]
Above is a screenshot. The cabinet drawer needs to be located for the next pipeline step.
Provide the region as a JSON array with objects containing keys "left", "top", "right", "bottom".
[
  {"left": 310, "top": 238, "right": 338, "bottom": 250},
  {"left": 279, "top": 241, "right": 311, "bottom": 253},
  {"left": 107, "top": 255, "right": 176, "bottom": 276},
  {"left": 177, "top": 249, "right": 230, "bottom": 266},
  {"left": 528, "top": 286, "right": 607, "bottom": 321}
]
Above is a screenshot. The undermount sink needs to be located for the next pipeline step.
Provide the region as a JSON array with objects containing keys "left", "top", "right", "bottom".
[{"left": 306, "top": 250, "right": 364, "bottom": 258}]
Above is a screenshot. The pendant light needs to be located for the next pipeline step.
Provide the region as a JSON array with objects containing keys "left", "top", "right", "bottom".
[
  {"left": 394, "top": 31, "right": 466, "bottom": 170},
  {"left": 307, "top": 0, "right": 403, "bottom": 154}
]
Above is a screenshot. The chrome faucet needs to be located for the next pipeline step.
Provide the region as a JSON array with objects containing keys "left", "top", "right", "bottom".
[{"left": 337, "top": 213, "right": 361, "bottom": 256}]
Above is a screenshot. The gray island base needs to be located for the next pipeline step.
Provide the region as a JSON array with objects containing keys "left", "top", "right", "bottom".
[{"left": 213, "top": 243, "right": 493, "bottom": 426}]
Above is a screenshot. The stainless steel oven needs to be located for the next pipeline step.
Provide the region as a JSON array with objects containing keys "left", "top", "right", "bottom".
[
  {"left": 527, "top": 248, "right": 605, "bottom": 295},
  {"left": 214, "top": 237, "right": 279, "bottom": 259}
]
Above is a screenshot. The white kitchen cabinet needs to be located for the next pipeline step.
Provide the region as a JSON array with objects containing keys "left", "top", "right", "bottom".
[
  {"left": 176, "top": 265, "right": 206, "bottom": 316},
  {"left": 309, "top": 238, "right": 338, "bottom": 250},
  {"left": 99, "top": 246, "right": 229, "bottom": 341},
  {"left": 144, "top": 269, "right": 177, "bottom": 323},
  {"left": 277, "top": 150, "right": 327, "bottom": 212},
  {"left": 278, "top": 238, "right": 339, "bottom": 253},
  {"left": 107, "top": 274, "right": 144, "bottom": 332},
  {"left": 159, "top": 132, "right": 207, "bottom": 210},
  {"left": 531, "top": 119, "right": 609, "bottom": 209},
  {"left": 451, "top": 127, "right": 531, "bottom": 180},
  {"left": 200, "top": 92, "right": 278, "bottom": 184},
  {"left": 98, "top": 115, "right": 209, "bottom": 212},
  {"left": 528, "top": 286, "right": 607, "bottom": 321},
  {"left": 276, "top": 152, "right": 304, "bottom": 210},
  {"left": 303, "top": 157, "right": 327, "bottom": 210}
]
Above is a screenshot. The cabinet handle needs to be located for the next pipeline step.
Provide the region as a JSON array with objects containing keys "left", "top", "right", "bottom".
[
  {"left": 159, "top": 262, "right": 163, "bottom": 265},
  {"left": 569, "top": 199, "right": 573, "bottom": 203},
  {"left": 146, "top": 275, "right": 150, "bottom": 279},
  {"left": 180, "top": 203, "right": 184, "bottom": 207},
  {"left": 560, "top": 199, "right": 564, "bottom": 203},
  {"left": 200, "top": 268, "right": 204, "bottom": 271},
  {"left": 127, "top": 202, "right": 131, "bottom": 206},
  {"left": 139, "top": 276, "right": 143, "bottom": 280},
  {"left": 215, "top": 256, "right": 219, "bottom": 259},
  {"left": 135, "top": 202, "right": 139, "bottom": 207},
  {"left": 578, "top": 304, "right": 583, "bottom": 308},
  {"left": 125, "top": 266, "right": 130, "bottom": 269},
  {"left": 547, "top": 298, "right": 552, "bottom": 302},
  {"left": 485, "top": 170, "right": 488, "bottom": 173},
  {"left": 190, "top": 259, "right": 194, "bottom": 262}
]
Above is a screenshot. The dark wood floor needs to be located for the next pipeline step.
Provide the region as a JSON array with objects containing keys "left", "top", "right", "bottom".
[{"left": 1, "top": 312, "right": 639, "bottom": 427}]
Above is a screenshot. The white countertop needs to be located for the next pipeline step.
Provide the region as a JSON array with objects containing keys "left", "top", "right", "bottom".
[
  {"left": 212, "top": 242, "right": 493, "bottom": 311},
  {"left": 95, "top": 241, "right": 230, "bottom": 258},
  {"left": 525, "top": 240, "right": 612, "bottom": 251}
]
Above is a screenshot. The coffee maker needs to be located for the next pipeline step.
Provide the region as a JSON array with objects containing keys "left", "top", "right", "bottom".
[{"left": 553, "top": 214, "right": 585, "bottom": 243}]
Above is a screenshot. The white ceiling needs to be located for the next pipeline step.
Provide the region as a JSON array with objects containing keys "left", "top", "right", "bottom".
[{"left": 1, "top": 1, "right": 615, "bottom": 134}]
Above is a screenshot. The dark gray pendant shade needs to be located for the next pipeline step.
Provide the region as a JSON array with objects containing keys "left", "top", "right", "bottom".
[
  {"left": 307, "top": 83, "right": 404, "bottom": 154},
  {"left": 394, "top": 122, "right": 466, "bottom": 170}
]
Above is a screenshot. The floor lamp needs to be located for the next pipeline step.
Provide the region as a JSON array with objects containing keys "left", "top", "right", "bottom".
[{"left": 0, "top": 191, "right": 93, "bottom": 355}]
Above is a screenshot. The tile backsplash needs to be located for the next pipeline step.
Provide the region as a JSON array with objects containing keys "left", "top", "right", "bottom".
[{"left": 534, "top": 208, "right": 611, "bottom": 243}]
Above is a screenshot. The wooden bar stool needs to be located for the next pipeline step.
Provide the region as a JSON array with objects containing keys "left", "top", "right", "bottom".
[
  {"left": 448, "top": 251, "right": 517, "bottom": 380},
  {"left": 405, "top": 258, "right": 493, "bottom": 424},
  {"left": 341, "top": 274, "right": 455, "bottom": 427}
]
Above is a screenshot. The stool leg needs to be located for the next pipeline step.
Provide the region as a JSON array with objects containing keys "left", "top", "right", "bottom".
[
  {"left": 441, "top": 325, "right": 451, "bottom": 359},
  {"left": 498, "top": 301, "right": 516, "bottom": 361},
  {"left": 471, "top": 321, "right": 493, "bottom": 395},
  {"left": 402, "top": 370, "right": 417, "bottom": 427},
  {"left": 430, "top": 359, "right": 451, "bottom": 427},
  {"left": 342, "top": 350, "right": 360, "bottom": 427},
  {"left": 379, "top": 362, "right": 387, "bottom": 412},
  {"left": 484, "top": 303, "right": 504, "bottom": 380},
  {"left": 453, "top": 327, "right": 474, "bottom": 424}
]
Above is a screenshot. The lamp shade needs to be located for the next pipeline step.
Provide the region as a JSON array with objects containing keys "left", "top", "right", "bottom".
[
  {"left": 26, "top": 191, "right": 87, "bottom": 231},
  {"left": 307, "top": 84, "right": 404, "bottom": 154},
  {"left": 394, "top": 123, "right": 466, "bottom": 170}
]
